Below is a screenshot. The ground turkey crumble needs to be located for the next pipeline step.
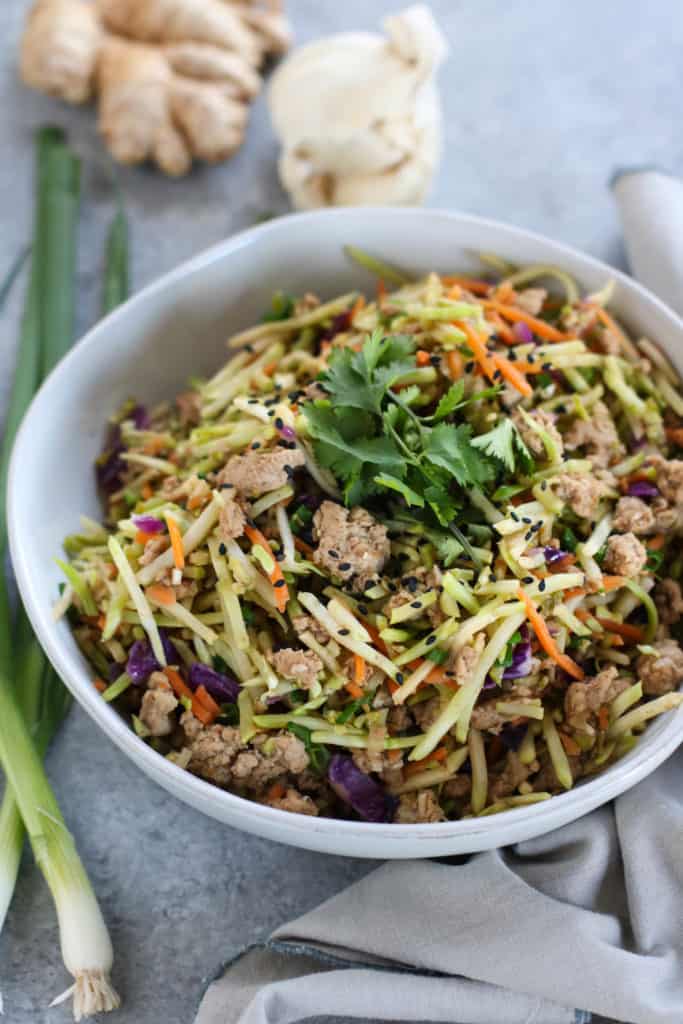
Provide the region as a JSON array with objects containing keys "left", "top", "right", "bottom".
[
  {"left": 564, "top": 665, "right": 630, "bottom": 736},
  {"left": 395, "top": 790, "right": 446, "bottom": 824},
  {"left": 139, "top": 671, "right": 178, "bottom": 737},
  {"left": 180, "top": 713, "right": 309, "bottom": 790},
  {"left": 555, "top": 473, "right": 607, "bottom": 519},
  {"left": 603, "top": 532, "right": 648, "bottom": 577},
  {"left": 218, "top": 446, "right": 305, "bottom": 498},
  {"left": 312, "top": 500, "right": 390, "bottom": 590},
  {"left": 511, "top": 408, "right": 563, "bottom": 460},
  {"left": 270, "top": 647, "right": 323, "bottom": 689},
  {"left": 218, "top": 499, "right": 246, "bottom": 541},
  {"left": 564, "top": 400, "right": 625, "bottom": 468},
  {"left": 613, "top": 496, "right": 655, "bottom": 536},
  {"left": 655, "top": 579, "right": 683, "bottom": 625},
  {"left": 637, "top": 639, "right": 683, "bottom": 696}
]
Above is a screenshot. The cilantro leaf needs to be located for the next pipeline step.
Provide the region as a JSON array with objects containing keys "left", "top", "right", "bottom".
[
  {"left": 432, "top": 380, "right": 465, "bottom": 421},
  {"left": 374, "top": 474, "right": 425, "bottom": 507},
  {"left": 425, "top": 423, "right": 495, "bottom": 488},
  {"left": 471, "top": 419, "right": 532, "bottom": 474}
]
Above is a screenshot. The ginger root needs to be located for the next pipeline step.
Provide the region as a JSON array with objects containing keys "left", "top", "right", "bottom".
[{"left": 20, "top": 0, "right": 291, "bottom": 175}]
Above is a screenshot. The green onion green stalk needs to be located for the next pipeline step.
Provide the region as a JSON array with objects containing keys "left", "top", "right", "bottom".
[{"left": 0, "top": 126, "right": 127, "bottom": 1018}]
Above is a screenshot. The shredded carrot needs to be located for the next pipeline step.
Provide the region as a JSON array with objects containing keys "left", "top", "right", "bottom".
[
  {"left": 353, "top": 653, "right": 366, "bottom": 686},
  {"left": 93, "top": 678, "right": 106, "bottom": 693},
  {"left": 665, "top": 426, "right": 683, "bottom": 446},
  {"left": 244, "top": 523, "right": 289, "bottom": 612},
  {"left": 646, "top": 535, "right": 666, "bottom": 552},
  {"left": 493, "top": 281, "right": 517, "bottom": 304},
  {"left": 187, "top": 493, "right": 207, "bottom": 511},
  {"left": 598, "top": 575, "right": 626, "bottom": 591},
  {"left": 135, "top": 530, "right": 154, "bottom": 546},
  {"left": 386, "top": 748, "right": 403, "bottom": 763},
  {"left": 548, "top": 553, "right": 577, "bottom": 573},
  {"left": 320, "top": 340, "right": 332, "bottom": 360},
  {"left": 404, "top": 746, "right": 448, "bottom": 775},
  {"left": 194, "top": 684, "right": 220, "bottom": 718},
  {"left": 345, "top": 681, "right": 364, "bottom": 699},
  {"left": 350, "top": 295, "right": 366, "bottom": 321},
  {"left": 607, "top": 634, "right": 625, "bottom": 648},
  {"left": 164, "top": 668, "right": 216, "bottom": 725},
  {"left": 267, "top": 782, "right": 287, "bottom": 801},
  {"left": 517, "top": 588, "right": 584, "bottom": 680},
  {"left": 446, "top": 283, "right": 462, "bottom": 298},
  {"left": 142, "top": 437, "right": 166, "bottom": 456},
  {"left": 573, "top": 608, "right": 591, "bottom": 624},
  {"left": 484, "top": 301, "right": 566, "bottom": 342},
  {"left": 441, "top": 275, "right": 491, "bottom": 296},
  {"left": 146, "top": 583, "right": 177, "bottom": 606},
  {"left": 487, "top": 310, "right": 516, "bottom": 345},
  {"left": 598, "top": 706, "right": 610, "bottom": 732},
  {"left": 293, "top": 536, "right": 314, "bottom": 557},
  {"left": 377, "top": 279, "right": 387, "bottom": 305},
  {"left": 416, "top": 349, "right": 431, "bottom": 366},
  {"left": 141, "top": 482, "right": 153, "bottom": 500},
  {"left": 563, "top": 587, "right": 587, "bottom": 602},
  {"left": 165, "top": 513, "right": 185, "bottom": 570},
  {"left": 491, "top": 353, "right": 533, "bottom": 397},
  {"left": 595, "top": 617, "right": 645, "bottom": 643},
  {"left": 387, "top": 679, "right": 400, "bottom": 695},
  {"left": 594, "top": 307, "right": 626, "bottom": 349},
  {"left": 559, "top": 732, "right": 581, "bottom": 756},
  {"left": 453, "top": 320, "right": 496, "bottom": 382},
  {"left": 446, "top": 349, "right": 464, "bottom": 380},
  {"left": 164, "top": 667, "right": 193, "bottom": 700},
  {"left": 262, "top": 360, "right": 279, "bottom": 377}
]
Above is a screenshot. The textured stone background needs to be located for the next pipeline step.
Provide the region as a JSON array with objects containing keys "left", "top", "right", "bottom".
[{"left": 1, "top": 1, "right": 681, "bottom": 1021}]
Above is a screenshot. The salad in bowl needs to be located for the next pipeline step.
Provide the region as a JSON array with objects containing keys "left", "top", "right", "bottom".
[{"left": 56, "top": 254, "right": 683, "bottom": 825}]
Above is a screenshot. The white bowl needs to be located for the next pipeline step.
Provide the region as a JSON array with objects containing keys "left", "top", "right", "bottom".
[{"left": 9, "top": 208, "right": 683, "bottom": 859}]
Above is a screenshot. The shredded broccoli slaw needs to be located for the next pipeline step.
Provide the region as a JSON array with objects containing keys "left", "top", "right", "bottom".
[{"left": 58, "top": 256, "right": 683, "bottom": 824}]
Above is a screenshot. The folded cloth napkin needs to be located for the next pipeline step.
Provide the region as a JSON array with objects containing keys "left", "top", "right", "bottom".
[
  {"left": 195, "top": 174, "right": 683, "bottom": 1024},
  {"left": 612, "top": 168, "right": 683, "bottom": 317}
]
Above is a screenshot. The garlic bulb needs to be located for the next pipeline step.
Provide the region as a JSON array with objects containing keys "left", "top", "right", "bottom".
[{"left": 268, "top": 4, "right": 448, "bottom": 209}]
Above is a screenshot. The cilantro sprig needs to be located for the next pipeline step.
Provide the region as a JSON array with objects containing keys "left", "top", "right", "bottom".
[{"left": 302, "top": 330, "right": 533, "bottom": 558}]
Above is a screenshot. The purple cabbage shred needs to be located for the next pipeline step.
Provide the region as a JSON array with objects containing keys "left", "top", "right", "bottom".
[
  {"left": 188, "top": 662, "right": 240, "bottom": 703},
  {"left": 328, "top": 754, "right": 397, "bottom": 823}
]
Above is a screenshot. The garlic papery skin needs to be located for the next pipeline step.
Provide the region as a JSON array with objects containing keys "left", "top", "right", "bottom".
[{"left": 268, "top": 4, "right": 449, "bottom": 210}]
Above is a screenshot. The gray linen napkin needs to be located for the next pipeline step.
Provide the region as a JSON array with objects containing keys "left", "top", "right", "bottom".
[{"left": 195, "top": 176, "right": 683, "bottom": 1024}]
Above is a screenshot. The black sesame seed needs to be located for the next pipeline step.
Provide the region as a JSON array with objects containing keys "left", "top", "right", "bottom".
[
  {"left": 508, "top": 350, "right": 517, "bottom": 361},
  {"left": 251, "top": 442, "right": 261, "bottom": 450},
  {"left": 387, "top": 581, "right": 398, "bottom": 593},
  {"left": 511, "top": 511, "right": 519, "bottom": 522},
  {"left": 275, "top": 551, "right": 286, "bottom": 562},
  {"left": 220, "top": 483, "right": 234, "bottom": 490},
  {"left": 267, "top": 410, "right": 275, "bottom": 418},
  {"left": 273, "top": 578, "right": 286, "bottom": 588},
  {"left": 556, "top": 404, "right": 567, "bottom": 414},
  {"left": 219, "top": 543, "right": 227, "bottom": 555},
  {"left": 522, "top": 576, "right": 534, "bottom": 584},
  {"left": 522, "top": 516, "right": 532, "bottom": 524},
  {"left": 328, "top": 549, "right": 339, "bottom": 559},
  {"left": 248, "top": 398, "right": 258, "bottom": 404},
  {"left": 339, "top": 561, "right": 352, "bottom": 571},
  {"left": 531, "top": 522, "right": 542, "bottom": 533},
  {"left": 358, "top": 604, "right": 369, "bottom": 616},
  {"left": 541, "top": 481, "right": 547, "bottom": 491},
  {"left": 396, "top": 672, "right": 404, "bottom": 683},
  {"left": 465, "top": 360, "right": 475, "bottom": 373},
  {"left": 542, "top": 362, "right": 552, "bottom": 370},
  {"left": 493, "top": 369, "right": 503, "bottom": 381},
  {"left": 244, "top": 343, "right": 254, "bottom": 353},
  {"left": 426, "top": 635, "right": 436, "bottom": 645},
  {"left": 539, "top": 579, "right": 547, "bottom": 592},
  {"left": 527, "top": 353, "right": 537, "bottom": 363},
  {"left": 275, "top": 417, "right": 284, "bottom": 430},
  {"left": 430, "top": 355, "right": 441, "bottom": 367},
  {"left": 524, "top": 530, "right": 533, "bottom": 541},
  {"left": 410, "top": 600, "right": 422, "bottom": 608},
  {"left": 338, "top": 628, "right": 350, "bottom": 636}
]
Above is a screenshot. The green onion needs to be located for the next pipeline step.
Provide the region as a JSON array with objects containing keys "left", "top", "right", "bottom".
[
  {"left": 102, "top": 203, "right": 129, "bottom": 314},
  {"left": 0, "top": 126, "right": 122, "bottom": 1018}
]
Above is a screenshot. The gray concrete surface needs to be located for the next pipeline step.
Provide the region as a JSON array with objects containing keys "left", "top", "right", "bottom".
[{"left": 1, "top": 1, "right": 681, "bottom": 1021}]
